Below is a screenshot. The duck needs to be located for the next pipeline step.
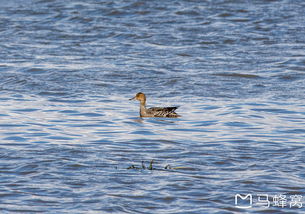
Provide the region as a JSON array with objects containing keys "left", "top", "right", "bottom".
[{"left": 130, "top": 92, "right": 180, "bottom": 117}]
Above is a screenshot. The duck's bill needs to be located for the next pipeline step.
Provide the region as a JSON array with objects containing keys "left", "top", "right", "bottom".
[{"left": 129, "top": 96, "right": 135, "bottom": 100}]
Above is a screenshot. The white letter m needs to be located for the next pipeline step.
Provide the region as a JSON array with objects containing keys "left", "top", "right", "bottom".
[{"left": 235, "top": 194, "right": 252, "bottom": 208}]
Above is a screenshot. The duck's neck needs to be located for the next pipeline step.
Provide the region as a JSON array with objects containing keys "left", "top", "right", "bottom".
[{"left": 140, "top": 101, "right": 146, "bottom": 116}]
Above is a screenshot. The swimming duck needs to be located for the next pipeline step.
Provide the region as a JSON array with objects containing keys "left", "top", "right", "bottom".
[{"left": 130, "top": 92, "right": 180, "bottom": 117}]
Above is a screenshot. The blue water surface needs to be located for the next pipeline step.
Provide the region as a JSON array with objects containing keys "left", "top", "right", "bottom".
[{"left": 0, "top": 0, "right": 305, "bottom": 213}]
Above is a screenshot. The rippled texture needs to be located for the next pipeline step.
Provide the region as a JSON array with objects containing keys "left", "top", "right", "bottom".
[{"left": 0, "top": 0, "right": 305, "bottom": 213}]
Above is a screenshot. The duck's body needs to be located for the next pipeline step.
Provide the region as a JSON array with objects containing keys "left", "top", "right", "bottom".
[
  {"left": 141, "top": 106, "right": 179, "bottom": 117},
  {"left": 130, "top": 92, "right": 180, "bottom": 118}
]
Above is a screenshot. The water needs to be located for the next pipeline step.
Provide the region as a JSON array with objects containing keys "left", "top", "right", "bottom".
[{"left": 0, "top": 0, "right": 305, "bottom": 213}]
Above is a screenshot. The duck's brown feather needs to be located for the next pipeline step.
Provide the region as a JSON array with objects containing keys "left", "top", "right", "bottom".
[{"left": 147, "top": 106, "right": 180, "bottom": 117}]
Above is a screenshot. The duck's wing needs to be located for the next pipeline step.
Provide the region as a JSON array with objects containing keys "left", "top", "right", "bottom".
[
  {"left": 147, "top": 106, "right": 180, "bottom": 117},
  {"left": 149, "top": 106, "right": 178, "bottom": 111}
]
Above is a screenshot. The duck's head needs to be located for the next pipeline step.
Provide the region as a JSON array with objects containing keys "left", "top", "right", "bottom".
[{"left": 130, "top": 92, "right": 146, "bottom": 104}]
